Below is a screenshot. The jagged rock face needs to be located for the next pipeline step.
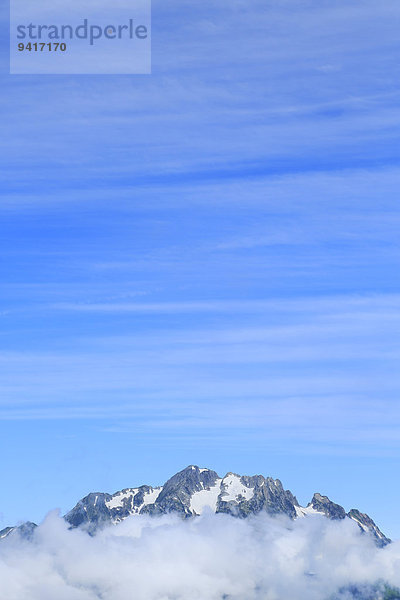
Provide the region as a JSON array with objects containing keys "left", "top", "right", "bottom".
[
  {"left": 0, "top": 526, "right": 15, "bottom": 539},
  {"left": 309, "top": 493, "right": 347, "bottom": 520},
  {"left": 65, "top": 466, "right": 301, "bottom": 526},
  {"left": 0, "top": 522, "right": 37, "bottom": 541},
  {"left": 141, "top": 466, "right": 219, "bottom": 517},
  {"left": 65, "top": 486, "right": 163, "bottom": 532},
  {"left": 348, "top": 509, "right": 388, "bottom": 548},
  {"left": 4, "top": 466, "right": 391, "bottom": 547},
  {"left": 216, "top": 474, "right": 298, "bottom": 519},
  {"left": 65, "top": 492, "right": 114, "bottom": 531}
]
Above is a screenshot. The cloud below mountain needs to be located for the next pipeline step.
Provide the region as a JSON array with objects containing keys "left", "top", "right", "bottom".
[{"left": 1, "top": 511, "right": 400, "bottom": 600}]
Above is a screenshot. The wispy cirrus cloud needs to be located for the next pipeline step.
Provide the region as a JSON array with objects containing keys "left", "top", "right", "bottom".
[{"left": 1, "top": 0, "right": 400, "bottom": 538}]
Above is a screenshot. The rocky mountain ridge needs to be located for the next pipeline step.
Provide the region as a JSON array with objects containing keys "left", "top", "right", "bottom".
[{"left": 0, "top": 465, "right": 389, "bottom": 546}]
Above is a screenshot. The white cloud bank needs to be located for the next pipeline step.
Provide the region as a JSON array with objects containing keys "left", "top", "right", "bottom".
[{"left": 1, "top": 512, "right": 400, "bottom": 600}]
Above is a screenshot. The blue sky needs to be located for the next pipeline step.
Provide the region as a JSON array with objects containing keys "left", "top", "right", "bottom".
[{"left": 1, "top": 0, "right": 400, "bottom": 538}]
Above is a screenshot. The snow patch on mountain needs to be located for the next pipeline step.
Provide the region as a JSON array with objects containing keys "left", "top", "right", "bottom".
[
  {"left": 190, "top": 480, "right": 222, "bottom": 514},
  {"left": 106, "top": 489, "right": 138, "bottom": 510},
  {"left": 295, "top": 505, "right": 325, "bottom": 518},
  {"left": 221, "top": 474, "right": 254, "bottom": 501},
  {"left": 143, "top": 487, "right": 163, "bottom": 505}
]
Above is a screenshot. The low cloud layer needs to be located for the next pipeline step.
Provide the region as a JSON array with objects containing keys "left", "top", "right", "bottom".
[{"left": 1, "top": 512, "right": 400, "bottom": 600}]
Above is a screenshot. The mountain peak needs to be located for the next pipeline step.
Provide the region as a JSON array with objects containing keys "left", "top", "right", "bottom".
[
  {"left": 2, "top": 467, "right": 390, "bottom": 547},
  {"left": 309, "top": 493, "right": 346, "bottom": 520}
]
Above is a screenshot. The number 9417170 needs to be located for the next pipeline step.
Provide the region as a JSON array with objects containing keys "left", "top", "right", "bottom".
[{"left": 18, "top": 42, "right": 67, "bottom": 51}]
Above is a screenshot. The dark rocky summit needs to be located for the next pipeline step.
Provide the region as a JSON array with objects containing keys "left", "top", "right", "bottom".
[{"left": 309, "top": 492, "right": 347, "bottom": 520}]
